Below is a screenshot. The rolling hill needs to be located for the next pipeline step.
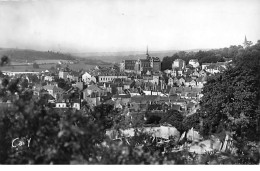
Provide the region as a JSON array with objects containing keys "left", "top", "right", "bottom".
[
  {"left": 0, "top": 48, "right": 75, "bottom": 62},
  {"left": 71, "top": 49, "right": 208, "bottom": 63}
]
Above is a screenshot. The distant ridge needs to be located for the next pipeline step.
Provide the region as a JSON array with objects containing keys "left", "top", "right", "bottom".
[
  {"left": 72, "top": 48, "right": 210, "bottom": 63},
  {"left": 0, "top": 47, "right": 211, "bottom": 64},
  {"left": 0, "top": 48, "right": 75, "bottom": 62}
]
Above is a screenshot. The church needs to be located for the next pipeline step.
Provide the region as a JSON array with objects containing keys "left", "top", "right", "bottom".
[{"left": 120, "top": 47, "right": 161, "bottom": 75}]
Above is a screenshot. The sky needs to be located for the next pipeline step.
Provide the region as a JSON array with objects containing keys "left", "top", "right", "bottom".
[{"left": 0, "top": 0, "right": 260, "bottom": 53}]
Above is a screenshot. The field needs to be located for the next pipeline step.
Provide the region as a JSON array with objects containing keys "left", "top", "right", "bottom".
[
  {"left": 0, "top": 63, "right": 112, "bottom": 72},
  {"left": 34, "top": 59, "right": 72, "bottom": 64}
]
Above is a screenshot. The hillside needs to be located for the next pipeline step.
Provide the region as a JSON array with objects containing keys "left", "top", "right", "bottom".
[
  {"left": 72, "top": 50, "right": 178, "bottom": 63},
  {"left": 72, "top": 49, "right": 209, "bottom": 63},
  {"left": 0, "top": 48, "right": 112, "bottom": 66},
  {"left": 0, "top": 48, "right": 75, "bottom": 62}
]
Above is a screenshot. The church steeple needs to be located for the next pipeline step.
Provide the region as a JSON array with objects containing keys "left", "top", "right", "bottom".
[
  {"left": 244, "top": 35, "right": 247, "bottom": 43},
  {"left": 146, "top": 46, "right": 150, "bottom": 59},
  {"left": 243, "top": 35, "right": 251, "bottom": 48}
]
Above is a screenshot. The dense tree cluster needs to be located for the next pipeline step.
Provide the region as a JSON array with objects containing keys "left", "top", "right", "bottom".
[
  {"left": 145, "top": 110, "right": 184, "bottom": 133},
  {"left": 32, "top": 63, "right": 40, "bottom": 69},
  {"left": 161, "top": 45, "right": 244, "bottom": 70},
  {"left": 199, "top": 41, "right": 260, "bottom": 150}
]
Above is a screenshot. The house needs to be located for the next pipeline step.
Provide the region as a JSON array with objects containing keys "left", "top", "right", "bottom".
[
  {"left": 171, "top": 104, "right": 181, "bottom": 112},
  {"left": 168, "top": 87, "right": 177, "bottom": 96},
  {"left": 173, "top": 77, "right": 180, "bottom": 86},
  {"left": 82, "top": 84, "right": 105, "bottom": 99},
  {"left": 192, "top": 70, "right": 200, "bottom": 77},
  {"left": 130, "top": 95, "right": 160, "bottom": 111},
  {"left": 216, "top": 62, "right": 227, "bottom": 69},
  {"left": 55, "top": 94, "right": 81, "bottom": 110},
  {"left": 129, "top": 88, "right": 141, "bottom": 96},
  {"left": 123, "top": 80, "right": 134, "bottom": 90},
  {"left": 44, "top": 75, "right": 54, "bottom": 82},
  {"left": 131, "top": 95, "right": 160, "bottom": 105},
  {"left": 196, "top": 77, "right": 204, "bottom": 88},
  {"left": 172, "top": 59, "right": 186, "bottom": 69},
  {"left": 184, "top": 77, "right": 193, "bottom": 87},
  {"left": 187, "top": 102, "right": 196, "bottom": 113},
  {"left": 82, "top": 72, "right": 97, "bottom": 84},
  {"left": 98, "top": 74, "right": 127, "bottom": 83},
  {"left": 171, "top": 70, "right": 177, "bottom": 77},
  {"left": 199, "top": 70, "right": 207, "bottom": 77},
  {"left": 173, "top": 99, "right": 188, "bottom": 111},
  {"left": 184, "top": 68, "right": 193, "bottom": 76},
  {"left": 177, "top": 69, "right": 184, "bottom": 76},
  {"left": 164, "top": 69, "right": 172, "bottom": 75},
  {"left": 217, "top": 66, "right": 226, "bottom": 72},
  {"left": 86, "top": 96, "right": 101, "bottom": 107},
  {"left": 189, "top": 59, "right": 199, "bottom": 68},
  {"left": 205, "top": 64, "right": 220, "bottom": 74},
  {"left": 58, "top": 69, "right": 69, "bottom": 80},
  {"left": 43, "top": 84, "right": 64, "bottom": 98},
  {"left": 201, "top": 63, "right": 211, "bottom": 70},
  {"left": 178, "top": 77, "right": 185, "bottom": 85},
  {"left": 168, "top": 77, "right": 174, "bottom": 86},
  {"left": 186, "top": 92, "right": 198, "bottom": 99},
  {"left": 72, "top": 81, "right": 84, "bottom": 90},
  {"left": 112, "top": 94, "right": 131, "bottom": 106},
  {"left": 67, "top": 71, "right": 81, "bottom": 82},
  {"left": 189, "top": 80, "right": 197, "bottom": 87}
]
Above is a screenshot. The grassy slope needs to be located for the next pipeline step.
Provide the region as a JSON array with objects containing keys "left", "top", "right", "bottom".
[
  {"left": 0, "top": 48, "right": 112, "bottom": 72},
  {"left": 0, "top": 49, "right": 75, "bottom": 62}
]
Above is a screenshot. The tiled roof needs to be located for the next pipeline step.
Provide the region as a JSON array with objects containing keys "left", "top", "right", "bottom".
[
  {"left": 202, "top": 63, "right": 212, "bottom": 65},
  {"left": 185, "top": 77, "right": 193, "bottom": 82},
  {"left": 196, "top": 77, "right": 203, "bottom": 82},
  {"left": 112, "top": 94, "right": 131, "bottom": 99},
  {"left": 216, "top": 62, "right": 226, "bottom": 65},
  {"left": 187, "top": 92, "right": 197, "bottom": 97},
  {"left": 84, "top": 84, "right": 102, "bottom": 91},
  {"left": 189, "top": 59, "right": 199, "bottom": 62},
  {"left": 187, "top": 102, "right": 196, "bottom": 108},
  {"left": 172, "top": 105, "right": 181, "bottom": 111},
  {"left": 131, "top": 95, "right": 159, "bottom": 103},
  {"left": 104, "top": 99, "right": 116, "bottom": 105},
  {"left": 43, "top": 85, "right": 64, "bottom": 92},
  {"left": 206, "top": 64, "right": 217, "bottom": 69}
]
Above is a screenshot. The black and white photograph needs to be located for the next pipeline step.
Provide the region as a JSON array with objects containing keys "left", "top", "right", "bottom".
[{"left": 0, "top": 0, "right": 259, "bottom": 166}]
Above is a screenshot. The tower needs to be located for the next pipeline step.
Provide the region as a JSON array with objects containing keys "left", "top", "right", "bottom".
[
  {"left": 243, "top": 35, "right": 252, "bottom": 48},
  {"left": 146, "top": 46, "right": 150, "bottom": 59},
  {"left": 243, "top": 35, "right": 248, "bottom": 48}
]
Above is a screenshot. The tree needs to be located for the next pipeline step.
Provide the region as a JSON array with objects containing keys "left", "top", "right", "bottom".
[
  {"left": 160, "top": 110, "right": 184, "bottom": 132},
  {"left": 28, "top": 74, "right": 40, "bottom": 84},
  {"left": 56, "top": 63, "right": 61, "bottom": 69},
  {"left": 200, "top": 42, "right": 260, "bottom": 143},
  {"left": 54, "top": 78, "right": 71, "bottom": 91},
  {"left": 0, "top": 55, "right": 10, "bottom": 66},
  {"left": 145, "top": 115, "right": 161, "bottom": 125},
  {"left": 32, "top": 63, "right": 39, "bottom": 69},
  {"left": 182, "top": 112, "right": 201, "bottom": 132}
]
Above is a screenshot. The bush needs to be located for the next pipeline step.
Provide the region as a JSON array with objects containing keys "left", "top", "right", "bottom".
[{"left": 32, "top": 63, "right": 39, "bottom": 69}]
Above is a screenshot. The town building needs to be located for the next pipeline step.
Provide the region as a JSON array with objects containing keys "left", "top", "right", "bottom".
[
  {"left": 98, "top": 74, "right": 127, "bottom": 83},
  {"left": 172, "top": 59, "right": 186, "bottom": 69},
  {"left": 58, "top": 68, "right": 69, "bottom": 80},
  {"left": 120, "top": 47, "right": 161, "bottom": 74},
  {"left": 43, "top": 84, "right": 64, "bottom": 98},
  {"left": 82, "top": 72, "right": 97, "bottom": 84},
  {"left": 188, "top": 59, "right": 200, "bottom": 68}
]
